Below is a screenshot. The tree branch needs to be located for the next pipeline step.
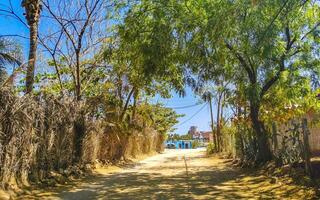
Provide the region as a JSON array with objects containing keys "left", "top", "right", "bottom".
[
  {"left": 121, "top": 87, "right": 135, "bottom": 121},
  {"left": 260, "top": 26, "right": 296, "bottom": 98},
  {"left": 300, "top": 22, "right": 320, "bottom": 41},
  {"left": 225, "top": 41, "right": 256, "bottom": 83},
  {"left": 0, "top": 34, "right": 29, "bottom": 40}
]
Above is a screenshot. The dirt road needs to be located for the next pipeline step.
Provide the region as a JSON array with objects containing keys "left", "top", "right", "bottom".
[{"left": 18, "top": 148, "right": 316, "bottom": 200}]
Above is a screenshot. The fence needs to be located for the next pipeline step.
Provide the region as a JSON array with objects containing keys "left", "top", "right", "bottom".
[
  {"left": 308, "top": 124, "right": 320, "bottom": 156},
  {"left": 220, "top": 115, "right": 319, "bottom": 176},
  {"left": 0, "top": 89, "right": 164, "bottom": 189}
]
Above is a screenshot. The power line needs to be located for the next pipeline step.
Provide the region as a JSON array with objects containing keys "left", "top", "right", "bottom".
[
  {"left": 176, "top": 103, "right": 207, "bottom": 126},
  {"left": 167, "top": 102, "right": 204, "bottom": 109}
]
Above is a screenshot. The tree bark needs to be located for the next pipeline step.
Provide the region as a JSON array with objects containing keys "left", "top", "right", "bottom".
[
  {"left": 75, "top": 51, "right": 81, "bottom": 100},
  {"left": 302, "top": 118, "right": 313, "bottom": 177},
  {"left": 249, "top": 101, "right": 272, "bottom": 164},
  {"left": 121, "top": 87, "right": 135, "bottom": 121},
  {"left": 25, "top": 16, "right": 39, "bottom": 94},
  {"left": 23, "top": 0, "right": 41, "bottom": 94},
  {"left": 52, "top": 56, "right": 63, "bottom": 93},
  {"left": 219, "top": 92, "right": 225, "bottom": 151},
  {"left": 72, "top": 113, "right": 85, "bottom": 164},
  {"left": 131, "top": 89, "right": 139, "bottom": 123},
  {"left": 216, "top": 92, "right": 223, "bottom": 152},
  {"left": 235, "top": 104, "right": 244, "bottom": 159},
  {"left": 209, "top": 96, "right": 217, "bottom": 151}
]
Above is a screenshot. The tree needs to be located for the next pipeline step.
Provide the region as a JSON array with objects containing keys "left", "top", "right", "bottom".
[
  {"left": 170, "top": 0, "right": 320, "bottom": 163},
  {"left": 121, "top": 0, "right": 320, "bottom": 163},
  {"left": 0, "top": 38, "right": 22, "bottom": 85},
  {"left": 101, "top": 2, "right": 187, "bottom": 123},
  {"left": 22, "top": 0, "right": 41, "bottom": 94},
  {"left": 41, "top": 0, "right": 106, "bottom": 100},
  {"left": 216, "top": 0, "right": 319, "bottom": 163},
  {"left": 138, "top": 103, "right": 182, "bottom": 136}
]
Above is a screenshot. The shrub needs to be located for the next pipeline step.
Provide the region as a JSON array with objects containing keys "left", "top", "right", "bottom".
[
  {"left": 206, "top": 143, "right": 216, "bottom": 155},
  {"left": 192, "top": 140, "right": 200, "bottom": 149}
]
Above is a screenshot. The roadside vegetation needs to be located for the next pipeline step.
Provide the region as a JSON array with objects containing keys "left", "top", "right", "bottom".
[
  {"left": 0, "top": 0, "right": 319, "bottom": 197},
  {"left": 120, "top": 0, "right": 320, "bottom": 178},
  {"left": 0, "top": 0, "right": 182, "bottom": 192}
]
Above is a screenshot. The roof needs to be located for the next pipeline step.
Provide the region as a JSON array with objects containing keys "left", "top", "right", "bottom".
[{"left": 201, "top": 131, "right": 211, "bottom": 137}]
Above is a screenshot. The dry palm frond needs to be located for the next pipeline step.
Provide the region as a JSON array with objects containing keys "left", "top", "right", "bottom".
[
  {"left": 0, "top": 87, "right": 165, "bottom": 189},
  {"left": 0, "top": 52, "right": 21, "bottom": 66},
  {"left": 0, "top": 60, "right": 29, "bottom": 88}
]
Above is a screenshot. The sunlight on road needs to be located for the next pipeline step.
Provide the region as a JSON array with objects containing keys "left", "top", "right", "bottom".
[{"left": 19, "top": 148, "right": 315, "bottom": 200}]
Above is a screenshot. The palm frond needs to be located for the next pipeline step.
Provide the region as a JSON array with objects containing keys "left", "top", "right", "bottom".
[{"left": 0, "top": 52, "right": 21, "bottom": 66}]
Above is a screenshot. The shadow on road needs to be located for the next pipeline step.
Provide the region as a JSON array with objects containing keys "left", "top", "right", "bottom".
[{"left": 20, "top": 149, "right": 317, "bottom": 200}]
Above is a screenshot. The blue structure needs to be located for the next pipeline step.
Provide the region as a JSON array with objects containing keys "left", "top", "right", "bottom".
[{"left": 165, "top": 140, "right": 192, "bottom": 149}]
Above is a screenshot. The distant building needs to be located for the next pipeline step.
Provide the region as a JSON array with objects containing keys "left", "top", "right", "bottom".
[
  {"left": 188, "top": 126, "right": 213, "bottom": 143},
  {"left": 200, "top": 131, "right": 213, "bottom": 143},
  {"left": 165, "top": 140, "right": 193, "bottom": 149},
  {"left": 188, "top": 126, "right": 200, "bottom": 140},
  {"left": 188, "top": 126, "right": 198, "bottom": 136}
]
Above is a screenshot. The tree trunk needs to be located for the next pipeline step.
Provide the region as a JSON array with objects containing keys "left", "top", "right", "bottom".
[
  {"left": 121, "top": 87, "right": 135, "bottom": 121},
  {"left": 52, "top": 55, "right": 63, "bottom": 94},
  {"left": 23, "top": 0, "right": 41, "bottom": 94},
  {"left": 75, "top": 52, "right": 81, "bottom": 100},
  {"left": 72, "top": 113, "right": 85, "bottom": 164},
  {"left": 216, "top": 93, "right": 222, "bottom": 152},
  {"left": 25, "top": 19, "right": 39, "bottom": 94},
  {"left": 234, "top": 105, "right": 244, "bottom": 159},
  {"left": 249, "top": 102, "right": 272, "bottom": 164},
  {"left": 131, "top": 89, "right": 139, "bottom": 123},
  {"left": 209, "top": 96, "right": 217, "bottom": 151},
  {"left": 302, "top": 118, "right": 313, "bottom": 178},
  {"left": 219, "top": 92, "right": 225, "bottom": 151}
]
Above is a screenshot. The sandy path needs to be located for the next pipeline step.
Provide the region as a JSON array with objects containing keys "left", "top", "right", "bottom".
[{"left": 18, "top": 148, "right": 316, "bottom": 200}]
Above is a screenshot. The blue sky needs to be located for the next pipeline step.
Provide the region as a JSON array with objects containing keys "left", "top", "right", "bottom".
[
  {"left": 0, "top": 1, "right": 27, "bottom": 37},
  {"left": 157, "top": 87, "right": 213, "bottom": 134},
  {"left": 0, "top": 1, "right": 213, "bottom": 135}
]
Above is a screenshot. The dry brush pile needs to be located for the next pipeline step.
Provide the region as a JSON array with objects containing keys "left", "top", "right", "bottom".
[{"left": 0, "top": 88, "right": 165, "bottom": 190}]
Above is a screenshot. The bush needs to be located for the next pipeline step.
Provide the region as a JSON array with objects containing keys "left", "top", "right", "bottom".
[
  {"left": 0, "top": 88, "right": 167, "bottom": 190},
  {"left": 206, "top": 143, "right": 216, "bottom": 155},
  {"left": 192, "top": 140, "right": 200, "bottom": 149}
]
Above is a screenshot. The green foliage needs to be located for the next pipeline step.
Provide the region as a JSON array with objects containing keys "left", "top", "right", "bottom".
[
  {"left": 136, "top": 103, "right": 183, "bottom": 136},
  {"left": 104, "top": 6, "right": 186, "bottom": 98},
  {"left": 167, "top": 133, "right": 191, "bottom": 141},
  {"left": 206, "top": 143, "right": 216, "bottom": 155},
  {"left": 179, "top": 134, "right": 192, "bottom": 140},
  {"left": 261, "top": 77, "right": 318, "bottom": 124},
  {"left": 2, "top": 0, "right": 319, "bottom": 165},
  {"left": 191, "top": 140, "right": 200, "bottom": 149}
]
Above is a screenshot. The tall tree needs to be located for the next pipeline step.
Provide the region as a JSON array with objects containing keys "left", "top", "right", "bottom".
[
  {"left": 172, "top": 0, "right": 319, "bottom": 163},
  {"left": 219, "top": 0, "right": 319, "bottom": 163},
  {"left": 122, "top": 0, "right": 320, "bottom": 163},
  {"left": 41, "top": 0, "right": 105, "bottom": 100},
  {"left": 22, "top": 0, "right": 41, "bottom": 94},
  {"left": 101, "top": 2, "right": 187, "bottom": 123}
]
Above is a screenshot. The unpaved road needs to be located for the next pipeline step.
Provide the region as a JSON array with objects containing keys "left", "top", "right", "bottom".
[{"left": 18, "top": 148, "right": 316, "bottom": 199}]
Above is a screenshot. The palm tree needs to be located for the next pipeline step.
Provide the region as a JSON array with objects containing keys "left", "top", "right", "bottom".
[
  {"left": 0, "top": 39, "right": 21, "bottom": 84},
  {"left": 0, "top": 39, "right": 21, "bottom": 66},
  {"left": 21, "top": 0, "right": 41, "bottom": 94}
]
